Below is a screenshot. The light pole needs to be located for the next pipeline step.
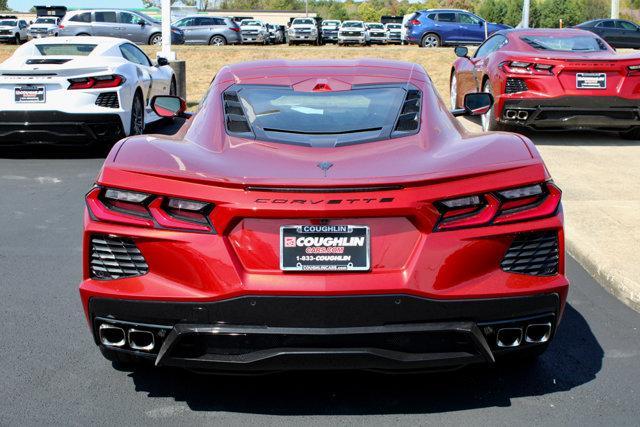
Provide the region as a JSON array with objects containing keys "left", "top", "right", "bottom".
[
  {"left": 611, "top": 0, "right": 620, "bottom": 19},
  {"left": 160, "top": 0, "right": 175, "bottom": 60},
  {"left": 522, "top": 0, "right": 530, "bottom": 29}
]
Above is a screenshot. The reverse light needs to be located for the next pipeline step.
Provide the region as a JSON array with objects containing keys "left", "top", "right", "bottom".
[
  {"left": 86, "top": 187, "right": 216, "bottom": 233},
  {"left": 435, "top": 182, "right": 561, "bottom": 231},
  {"left": 68, "top": 74, "right": 125, "bottom": 90}
]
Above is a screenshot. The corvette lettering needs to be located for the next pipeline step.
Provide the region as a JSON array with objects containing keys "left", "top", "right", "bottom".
[{"left": 255, "top": 198, "right": 394, "bottom": 205}]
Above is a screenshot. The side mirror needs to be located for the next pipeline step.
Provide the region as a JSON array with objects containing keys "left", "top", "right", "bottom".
[
  {"left": 478, "top": 20, "right": 484, "bottom": 26},
  {"left": 139, "top": 20, "right": 146, "bottom": 27},
  {"left": 451, "top": 92, "right": 493, "bottom": 117},
  {"left": 151, "top": 95, "right": 187, "bottom": 118},
  {"left": 156, "top": 56, "right": 169, "bottom": 67},
  {"left": 454, "top": 46, "right": 469, "bottom": 58}
]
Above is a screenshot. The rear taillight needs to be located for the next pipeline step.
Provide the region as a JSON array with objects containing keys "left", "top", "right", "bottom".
[
  {"left": 501, "top": 61, "right": 554, "bottom": 75},
  {"left": 58, "top": 24, "right": 64, "bottom": 29},
  {"left": 435, "top": 182, "right": 561, "bottom": 231},
  {"left": 230, "top": 27, "right": 240, "bottom": 32},
  {"left": 409, "top": 19, "right": 421, "bottom": 25},
  {"left": 68, "top": 74, "right": 125, "bottom": 90},
  {"left": 86, "top": 187, "right": 215, "bottom": 233},
  {"left": 627, "top": 65, "right": 640, "bottom": 76}
]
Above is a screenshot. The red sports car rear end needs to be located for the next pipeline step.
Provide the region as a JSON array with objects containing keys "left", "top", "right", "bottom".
[
  {"left": 451, "top": 29, "right": 640, "bottom": 138},
  {"left": 80, "top": 59, "right": 568, "bottom": 373}
]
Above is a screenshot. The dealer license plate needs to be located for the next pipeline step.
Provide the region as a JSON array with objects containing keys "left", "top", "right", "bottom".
[
  {"left": 576, "top": 73, "right": 606, "bottom": 89},
  {"left": 15, "top": 85, "right": 46, "bottom": 103},
  {"left": 280, "top": 225, "right": 370, "bottom": 272}
]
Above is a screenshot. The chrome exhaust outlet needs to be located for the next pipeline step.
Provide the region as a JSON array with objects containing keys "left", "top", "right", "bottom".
[
  {"left": 496, "top": 327, "right": 523, "bottom": 348},
  {"left": 517, "top": 110, "right": 529, "bottom": 120},
  {"left": 525, "top": 323, "right": 552, "bottom": 343},
  {"left": 505, "top": 109, "right": 517, "bottom": 120},
  {"left": 128, "top": 328, "right": 155, "bottom": 351},
  {"left": 98, "top": 324, "right": 126, "bottom": 347}
]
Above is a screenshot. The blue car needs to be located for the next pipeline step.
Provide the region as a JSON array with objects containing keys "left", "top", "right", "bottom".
[{"left": 405, "top": 9, "right": 510, "bottom": 48}]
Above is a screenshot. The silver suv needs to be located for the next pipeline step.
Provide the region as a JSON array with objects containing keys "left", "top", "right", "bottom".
[
  {"left": 173, "top": 15, "right": 240, "bottom": 45},
  {"left": 59, "top": 9, "right": 184, "bottom": 45}
]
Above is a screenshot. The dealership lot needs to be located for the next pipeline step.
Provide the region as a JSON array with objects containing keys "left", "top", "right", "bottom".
[{"left": 1, "top": 44, "right": 640, "bottom": 423}]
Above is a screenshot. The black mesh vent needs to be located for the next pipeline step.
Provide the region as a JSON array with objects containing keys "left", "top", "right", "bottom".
[
  {"left": 90, "top": 235, "right": 148, "bottom": 280},
  {"left": 501, "top": 232, "right": 559, "bottom": 276},
  {"left": 223, "top": 91, "right": 253, "bottom": 135},
  {"left": 95, "top": 92, "right": 119, "bottom": 108},
  {"left": 393, "top": 89, "right": 421, "bottom": 136},
  {"left": 505, "top": 78, "right": 528, "bottom": 94}
]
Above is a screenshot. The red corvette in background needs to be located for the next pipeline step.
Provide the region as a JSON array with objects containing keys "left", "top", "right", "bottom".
[
  {"left": 451, "top": 28, "right": 640, "bottom": 139},
  {"left": 80, "top": 59, "right": 568, "bottom": 373}
]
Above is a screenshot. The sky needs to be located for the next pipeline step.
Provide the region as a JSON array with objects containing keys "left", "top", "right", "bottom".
[{"left": 9, "top": 0, "right": 145, "bottom": 12}]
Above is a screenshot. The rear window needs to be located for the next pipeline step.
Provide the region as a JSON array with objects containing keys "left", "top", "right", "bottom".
[
  {"left": 35, "top": 44, "right": 96, "bottom": 56},
  {"left": 223, "top": 85, "right": 420, "bottom": 146},
  {"left": 35, "top": 18, "right": 57, "bottom": 24},
  {"left": 386, "top": 24, "right": 401, "bottom": 29},
  {"left": 521, "top": 35, "right": 607, "bottom": 51}
]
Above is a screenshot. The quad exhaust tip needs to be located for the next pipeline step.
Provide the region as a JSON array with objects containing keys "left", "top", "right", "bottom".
[
  {"left": 525, "top": 322, "right": 552, "bottom": 344},
  {"left": 517, "top": 110, "right": 529, "bottom": 120},
  {"left": 496, "top": 327, "right": 523, "bottom": 348},
  {"left": 505, "top": 109, "right": 517, "bottom": 120},
  {"left": 98, "top": 324, "right": 126, "bottom": 347},
  {"left": 128, "top": 328, "right": 155, "bottom": 351}
]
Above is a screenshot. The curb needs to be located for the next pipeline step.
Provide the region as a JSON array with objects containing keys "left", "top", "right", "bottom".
[{"left": 567, "top": 238, "right": 640, "bottom": 313}]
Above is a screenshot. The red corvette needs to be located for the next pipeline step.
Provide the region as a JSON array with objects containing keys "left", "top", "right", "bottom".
[
  {"left": 451, "top": 28, "right": 640, "bottom": 139},
  {"left": 80, "top": 59, "right": 568, "bottom": 373}
]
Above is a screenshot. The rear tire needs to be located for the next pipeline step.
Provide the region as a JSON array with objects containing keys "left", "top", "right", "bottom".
[
  {"left": 129, "top": 92, "right": 145, "bottom": 136},
  {"left": 481, "top": 80, "right": 508, "bottom": 132},
  {"left": 209, "top": 35, "right": 226, "bottom": 46},
  {"left": 620, "top": 127, "right": 640, "bottom": 140},
  {"left": 149, "top": 33, "right": 162, "bottom": 45},
  {"left": 420, "top": 33, "right": 440, "bottom": 48}
]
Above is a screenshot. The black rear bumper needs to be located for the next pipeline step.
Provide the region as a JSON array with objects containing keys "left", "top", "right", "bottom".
[
  {"left": 502, "top": 96, "right": 640, "bottom": 130},
  {"left": 90, "top": 294, "right": 560, "bottom": 372},
  {"left": 0, "top": 111, "right": 125, "bottom": 146}
]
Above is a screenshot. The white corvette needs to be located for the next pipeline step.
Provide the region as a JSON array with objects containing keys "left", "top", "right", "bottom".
[{"left": 0, "top": 37, "right": 176, "bottom": 146}]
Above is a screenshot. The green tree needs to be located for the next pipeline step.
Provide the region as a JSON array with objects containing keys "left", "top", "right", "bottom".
[{"left": 0, "top": 0, "right": 10, "bottom": 11}]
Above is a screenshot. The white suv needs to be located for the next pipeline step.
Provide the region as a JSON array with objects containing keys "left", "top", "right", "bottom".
[
  {"left": 0, "top": 16, "right": 29, "bottom": 44},
  {"left": 338, "top": 21, "right": 369, "bottom": 46}
]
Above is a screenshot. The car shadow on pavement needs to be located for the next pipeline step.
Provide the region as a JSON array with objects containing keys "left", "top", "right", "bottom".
[
  {"left": 0, "top": 118, "right": 187, "bottom": 160},
  {"left": 521, "top": 130, "right": 640, "bottom": 147},
  {"left": 124, "top": 303, "right": 602, "bottom": 415}
]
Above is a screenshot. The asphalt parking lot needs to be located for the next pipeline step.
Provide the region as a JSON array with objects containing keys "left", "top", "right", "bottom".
[{"left": 1, "top": 137, "right": 639, "bottom": 425}]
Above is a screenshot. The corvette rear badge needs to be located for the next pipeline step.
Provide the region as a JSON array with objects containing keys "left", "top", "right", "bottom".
[{"left": 317, "top": 161, "right": 334, "bottom": 177}]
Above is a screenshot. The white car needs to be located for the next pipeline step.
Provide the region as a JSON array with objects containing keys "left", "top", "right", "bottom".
[
  {"left": 0, "top": 37, "right": 176, "bottom": 146},
  {"left": 338, "top": 21, "right": 370, "bottom": 46},
  {"left": 240, "top": 19, "right": 268, "bottom": 44},
  {"left": 385, "top": 23, "right": 403, "bottom": 44},
  {"left": 288, "top": 18, "right": 318, "bottom": 45},
  {"left": 365, "top": 22, "right": 387, "bottom": 44},
  {"left": 28, "top": 17, "right": 61, "bottom": 39},
  {"left": 0, "top": 16, "right": 29, "bottom": 45}
]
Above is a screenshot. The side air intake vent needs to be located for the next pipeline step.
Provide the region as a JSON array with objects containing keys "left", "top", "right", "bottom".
[
  {"left": 223, "top": 91, "right": 253, "bottom": 137},
  {"left": 90, "top": 235, "right": 148, "bottom": 280},
  {"left": 501, "top": 232, "right": 559, "bottom": 276},
  {"left": 505, "top": 78, "right": 528, "bottom": 94},
  {"left": 392, "top": 88, "right": 421, "bottom": 137},
  {"left": 95, "top": 92, "right": 119, "bottom": 108}
]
